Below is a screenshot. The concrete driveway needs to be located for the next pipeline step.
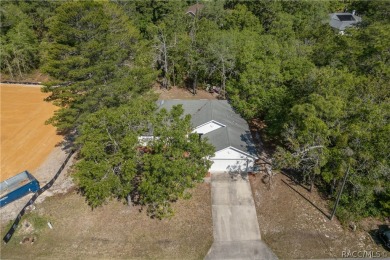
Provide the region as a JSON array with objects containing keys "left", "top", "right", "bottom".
[{"left": 205, "top": 172, "right": 278, "bottom": 259}]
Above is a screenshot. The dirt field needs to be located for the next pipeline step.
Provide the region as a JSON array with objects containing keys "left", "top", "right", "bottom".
[
  {"left": 0, "top": 183, "right": 213, "bottom": 259},
  {"left": 1, "top": 84, "right": 62, "bottom": 181},
  {"left": 0, "top": 84, "right": 214, "bottom": 259},
  {"left": 250, "top": 173, "right": 389, "bottom": 259},
  {"left": 155, "top": 85, "right": 217, "bottom": 100}
]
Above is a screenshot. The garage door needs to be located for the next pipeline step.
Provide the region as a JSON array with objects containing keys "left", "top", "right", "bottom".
[{"left": 209, "top": 159, "right": 249, "bottom": 173}]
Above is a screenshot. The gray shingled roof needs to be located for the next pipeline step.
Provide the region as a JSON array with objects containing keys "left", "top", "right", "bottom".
[
  {"left": 157, "top": 100, "right": 258, "bottom": 158},
  {"left": 329, "top": 13, "right": 362, "bottom": 31}
]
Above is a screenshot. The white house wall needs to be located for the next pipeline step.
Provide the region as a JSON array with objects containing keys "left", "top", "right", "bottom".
[
  {"left": 211, "top": 147, "right": 253, "bottom": 160},
  {"left": 209, "top": 147, "right": 256, "bottom": 173},
  {"left": 192, "top": 121, "right": 224, "bottom": 134}
]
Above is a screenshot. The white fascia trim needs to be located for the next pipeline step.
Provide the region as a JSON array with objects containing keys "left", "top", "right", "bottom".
[{"left": 193, "top": 120, "right": 226, "bottom": 131}]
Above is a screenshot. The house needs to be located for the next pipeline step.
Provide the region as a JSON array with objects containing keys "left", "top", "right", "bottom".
[
  {"left": 156, "top": 100, "right": 258, "bottom": 173},
  {"left": 186, "top": 3, "right": 204, "bottom": 16},
  {"left": 329, "top": 12, "right": 362, "bottom": 34}
]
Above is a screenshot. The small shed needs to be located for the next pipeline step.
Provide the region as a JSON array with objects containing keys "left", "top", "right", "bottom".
[{"left": 0, "top": 171, "right": 40, "bottom": 207}]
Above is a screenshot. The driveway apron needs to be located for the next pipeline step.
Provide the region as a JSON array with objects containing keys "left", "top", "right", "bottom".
[{"left": 205, "top": 172, "right": 278, "bottom": 259}]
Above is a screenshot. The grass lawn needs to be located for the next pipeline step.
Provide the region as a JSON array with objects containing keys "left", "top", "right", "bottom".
[{"left": 1, "top": 183, "right": 213, "bottom": 259}]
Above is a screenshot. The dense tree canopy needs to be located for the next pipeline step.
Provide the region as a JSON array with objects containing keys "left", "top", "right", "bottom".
[
  {"left": 0, "top": 3, "right": 39, "bottom": 77},
  {"left": 3, "top": 0, "right": 388, "bottom": 221},
  {"left": 75, "top": 98, "right": 215, "bottom": 218},
  {"left": 40, "top": 1, "right": 156, "bottom": 132}
]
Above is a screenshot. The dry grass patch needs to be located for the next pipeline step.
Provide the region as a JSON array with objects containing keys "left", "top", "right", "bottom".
[
  {"left": 1, "top": 183, "right": 213, "bottom": 259},
  {"left": 250, "top": 173, "right": 387, "bottom": 259}
]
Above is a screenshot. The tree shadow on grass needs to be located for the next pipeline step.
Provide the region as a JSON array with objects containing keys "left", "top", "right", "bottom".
[
  {"left": 281, "top": 177, "right": 331, "bottom": 220},
  {"left": 280, "top": 170, "right": 331, "bottom": 200},
  {"left": 281, "top": 170, "right": 311, "bottom": 191}
]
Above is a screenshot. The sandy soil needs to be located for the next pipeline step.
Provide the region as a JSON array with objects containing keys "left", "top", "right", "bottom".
[
  {"left": 0, "top": 144, "right": 76, "bottom": 224},
  {"left": 1, "top": 84, "right": 63, "bottom": 181},
  {"left": 155, "top": 86, "right": 217, "bottom": 100},
  {"left": 1, "top": 83, "right": 214, "bottom": 258}
]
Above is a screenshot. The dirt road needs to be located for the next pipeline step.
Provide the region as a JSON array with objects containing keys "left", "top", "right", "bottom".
[{"left": 1, "top": 84, "right": 62, "bottom": 181}]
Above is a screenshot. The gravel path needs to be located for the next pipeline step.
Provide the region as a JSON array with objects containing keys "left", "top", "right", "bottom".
[{"left": 0, "top": 143, "right": 77, "bottom": 225}]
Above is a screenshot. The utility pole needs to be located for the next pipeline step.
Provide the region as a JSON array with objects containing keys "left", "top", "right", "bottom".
[{"left": 330, "top": 164, "right": 350, "bottom": 220}]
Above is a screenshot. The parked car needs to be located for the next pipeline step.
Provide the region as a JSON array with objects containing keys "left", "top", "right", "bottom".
[{"left": 378, "top": 229, "right": 390, "bottom": 251}]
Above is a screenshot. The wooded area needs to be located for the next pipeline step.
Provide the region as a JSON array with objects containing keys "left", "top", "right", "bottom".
[{"left": 1, "top": 0, "right": 388, "bottom": 222}]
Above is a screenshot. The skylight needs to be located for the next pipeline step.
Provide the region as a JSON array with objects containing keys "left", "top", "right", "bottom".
[{"left": 337, "top": 14, "right": 356, "bottom": 22}]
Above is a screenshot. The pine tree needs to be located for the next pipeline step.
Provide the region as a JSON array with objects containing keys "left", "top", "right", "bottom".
[{"left": 41, "top": 1, "right": 155, "bottom": 132}]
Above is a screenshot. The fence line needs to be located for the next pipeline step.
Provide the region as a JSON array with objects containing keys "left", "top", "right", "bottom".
[
  {"left": 2, "top": 149, "right": 75, "bottom": 244},
  {"left": 1, "top": 81, "right": 42, "bottom": 85}
]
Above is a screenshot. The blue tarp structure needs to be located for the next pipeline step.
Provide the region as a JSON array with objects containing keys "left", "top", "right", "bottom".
[
  {"left": 3, "top": 150, "right": 75, "bottom": 243},
  {"left": 0, "top": 171, "right": 40, "bottom": 208}
]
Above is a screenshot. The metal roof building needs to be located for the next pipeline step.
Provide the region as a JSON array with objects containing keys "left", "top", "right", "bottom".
[{"left": 329, "top": 12, "right": 362, "bottom": 31}]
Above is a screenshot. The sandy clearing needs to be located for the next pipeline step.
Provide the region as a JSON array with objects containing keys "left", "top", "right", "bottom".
[
  {"left": 155, "top": 86, "right": 218, "bottom": 100},
  {"left": 1, "top": 84, "right": 63, "bottom": 181}
]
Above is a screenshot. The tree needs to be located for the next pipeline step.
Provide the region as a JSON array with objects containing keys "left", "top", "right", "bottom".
[
  {"left": 224, "top": 4, "right": 262, "bottom": 32},
  {"left": 203, "top": 29, "right": 237, "bottom": 99},
  {"left": 241, "top": 0, "right": 283, "bottom": 32},
  {"left": 75, "top": 96, "right": 156, "bottom": 208},
  {"left": 75, "top": 100, "right": 215, "bottom": 218},
  {"left": 41, "top": 1, "right": 155, "bottom": 132},
  {"left": 113, "top": 0, "right": 186, "bottom": 36},
  {"left": 349, "top": 0, "right": 390, "bottom": 24},
  {"left": 227, "top": 32, "right": 284, "bottom": 120},
  {"left": 279, "top": 0, "right": 330, "bottom": 40},
  {"left": 11, "top": 0, "right": 60, "bottom": 40},
  {"left": 273, "top": 63, "right": 389, "bottom": 221},
  {"left": 149, "top": 9, "right": 187, "bottom": 89},
  {"left": 140, "top": 105, "right": 215, "bottom": 218},
  {"left": 153, "top": 24, "right": 174, "bottom": 88},
  {"left": 0, "top": 4, "right": 39, "bottom": 78},
  {"left": 274, "top": 67, "right": 353, "bottom": 190}
]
